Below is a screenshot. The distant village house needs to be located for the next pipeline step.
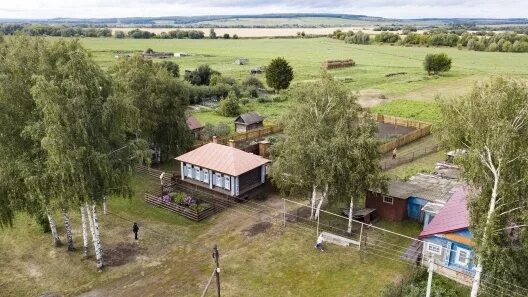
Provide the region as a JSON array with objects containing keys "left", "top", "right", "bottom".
[
  {"left": 186, "top": 116, "right": 204, "bottom": 139},
  {"left": 234, "top": 112, "right": 264, "bottom": 133}
]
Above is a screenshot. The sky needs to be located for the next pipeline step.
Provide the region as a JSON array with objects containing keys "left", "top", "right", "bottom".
[{"left": 0, "top": 0, "right": 527, "bottom": 19}]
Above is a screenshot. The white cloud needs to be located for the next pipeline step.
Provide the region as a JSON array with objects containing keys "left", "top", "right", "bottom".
[{"left": 0, "top": 0, "right": 526, "bottom": 19}]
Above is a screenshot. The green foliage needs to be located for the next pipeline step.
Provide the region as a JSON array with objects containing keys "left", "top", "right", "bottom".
[
  {"left": 159, "top": 60, "right": 180, "bottom": 77},
  {"left": 271, "top": 72, "right": 386, "bottom": 204},
  {"left": 200, "top": 123, "right": 231, "bottom": 140},
  {"left": 370, "top": 99, "right": 441, "bottom": 123},
  {"left": 424, "top": 53, "right": 452, "bottom": 75},
  {"left": 382, "top": 269, "right": 468, "bottom": 297},
  {"left": 223, "top": 33, "right": 230, "bottom": 39},
  {"left": 110, "top": 55, "right": 193, "bottom": 160},
  {"left": 344, "top": 31, "right": 370, "bottom": 45},
  {"left": 218, "top": 91, "right": 241, "bottom": 117},
  {"left": 242, "top": 76, "right": 264, "bottom": 89},
  {"left": 209, "top": 28, "right": 217, "bottom": 39},
  {"left": 436, "top": 77, "right": 528, "bottom": 289},
  {"left": 169, "top": 192, "right": 185, "bottom": 204},
  {"left": 114, "top": 31, "right": 125, "bottom": 39},
  {"left": 375, "top": 32, "right": 401, "bottom": 43},
  {"left": 184, "top": 64, "right": 217, "bottom": 86},
  {"left": 233, "top": 34, "right": 239, "bottom": 39},
  {"left": 128, "top": 29, "right": 155, "bottom": 39},
  {"left": 265, "top": 57, "right": 294, "bottom": 92}
]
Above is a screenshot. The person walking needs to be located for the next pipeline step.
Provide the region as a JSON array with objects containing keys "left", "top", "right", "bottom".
[
  {"left": 392, "top": 147, "right": 398, "bottom": 159},
  {"left": 315, "top": 234, "right": 324, "bottom": 252},
  {"left": 133, "top": 222, "right": 139, "bottom": 240}
]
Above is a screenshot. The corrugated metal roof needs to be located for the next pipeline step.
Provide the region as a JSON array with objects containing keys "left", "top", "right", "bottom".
[
  {"left": 419, "top": 187, "right": 470, "bottom": 238},
  {"left": 186, "top": 116, "right": 204, "bottom": 131},
  {"left": 175, "top": 143, "right": 270, "bottom": 176},
  {"left": 235, "top": 112, "right": 263, "bottom": 125},
  {"left": 385, "top": 180, "right": 427, "bottom": 199}
]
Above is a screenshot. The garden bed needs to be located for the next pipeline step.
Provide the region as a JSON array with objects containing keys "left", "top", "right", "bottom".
[{"left": 144, "top": 191, "right": 216, "bottom": 221}]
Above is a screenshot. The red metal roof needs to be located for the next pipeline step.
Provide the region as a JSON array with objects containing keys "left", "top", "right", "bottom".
[
  {"left": 186, "top": 116, "right": 204, "bottom": 131},
  {"left": 419, "top": 187, "right": 470, "bottom": 238},
  {"left": 175, "top": 143, "right": 270, "bottom": 176}
]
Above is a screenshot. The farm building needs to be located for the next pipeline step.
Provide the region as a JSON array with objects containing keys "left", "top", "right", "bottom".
[
  {"left": 234, "top": 112, "right": 264, "bottom": 133},
  {"left": 186, "top": 115, "right": 204, "bottom": 139},
  {"left": 235, "top": 58, "right": 249, "bottom": 65},
  {"left": 175, "top": 138, "right": 270, "bottom": 197},
  {"left": 419, "top": 187, "right": 476, "bottom": 283},
  {"left": 366, "top": 174, "right": 464, "bottom": 223}
]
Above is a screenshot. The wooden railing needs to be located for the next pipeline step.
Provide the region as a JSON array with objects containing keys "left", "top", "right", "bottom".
[
  {"left": 194, "top": 124, "right": 282, "bottom": 148},
  {"left": 144, "top": 192, "right": 217, "bottom": 222},
  {"left": 372, "top": 114, "right": 433, "bottom": 154}
]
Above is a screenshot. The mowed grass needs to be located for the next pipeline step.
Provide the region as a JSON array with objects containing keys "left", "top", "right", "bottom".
[
  {"left": 79, "top": 37, "right": 528, "bottom": 100},
  {"left": 371, "top": 99, "right": 442, "bottom": 123}
]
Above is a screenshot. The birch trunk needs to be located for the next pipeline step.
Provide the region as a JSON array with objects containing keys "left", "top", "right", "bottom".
[
  {"left": 314, "top": 184, "right": 328, "bottom": 219},
  {"left": 470, "top": 151, "right": 500, "bottom": 297},
  {"left": 310, "top": 185, "right": 317, "bottom": 220},
  {"left": 347, "top": 198, "right": 354, "bottom": 234},
  {"left": 91, "top": 204, "right": 104, "bottom": 270},
  {"left": 81, "top": 206, "right": 89, "bottom": 258},
  {"left": 62, "top": 211, "right": 74, "bottom": 251},
  {"left": 47, "top": 213, "right": 62, "bottom": 247}
]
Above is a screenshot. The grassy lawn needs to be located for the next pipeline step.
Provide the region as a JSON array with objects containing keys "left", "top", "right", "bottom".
[
  {"left": 385, "top": 150, "right": 446, "bottom": 180},
  {"left": 371, "top": 99, "right": 441, "bottom": 124},
  {"left": 0, "top": 173, "right": 423, "bottom": 297}
]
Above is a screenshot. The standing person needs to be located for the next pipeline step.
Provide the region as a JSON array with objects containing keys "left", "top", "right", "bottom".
[
  {"left": 133, "top": 222, "right": 139, "bottom": 240},
  {"left": 315, "top": 234, "right": 324, "bottom": 252},
  {"left": 392, "top": 147, "right": 398, "bottom": 159}
]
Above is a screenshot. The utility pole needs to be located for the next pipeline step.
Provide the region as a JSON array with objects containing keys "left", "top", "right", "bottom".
[
  {"left": 426, "top": 257, "right": 434, "bottom": 297},
  {"left": 212, "top": 245, "right": 221, "bottom": 297}
]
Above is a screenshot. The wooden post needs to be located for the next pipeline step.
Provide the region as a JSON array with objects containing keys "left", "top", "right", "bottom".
[
  {"left": 213, "top": 245, "right": 221, "bottom": 297},
  {"left": 283, "top": 198, "right": 286, "bottom": 227},
  {"left": 358, "top": 223, "right": 364, "bottom": 251},
  {"left": 426, "top": 257, "right": 434, "bottom": 297}
]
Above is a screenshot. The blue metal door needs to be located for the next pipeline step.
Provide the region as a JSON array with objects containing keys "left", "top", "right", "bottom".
[{"left": 408, "top": 202, "right": 421, "bottom": 220}]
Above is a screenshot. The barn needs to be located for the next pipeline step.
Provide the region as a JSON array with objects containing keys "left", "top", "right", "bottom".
[
  {"left": 186, "top": 115, "right": 204, "bottom": 139},
  {"left": 175, "top": 138, "right": 270, "bottom": 197},
  {"left": 234, "top": 112, "right": 264, "bottom": 133}
]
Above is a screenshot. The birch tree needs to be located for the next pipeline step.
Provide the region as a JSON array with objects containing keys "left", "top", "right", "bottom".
[
  {"left": 270, "top": 72, "right": 385, "bottom": 224},
  {"left": 436, "top": 77, "right": 528, "bottom": 294}
]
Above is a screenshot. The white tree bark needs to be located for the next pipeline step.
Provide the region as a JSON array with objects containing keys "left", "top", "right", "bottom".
[
  {"left": 347, "top": 198, "right": 354, "bottom": 234},
  {"left": 470, "top": 148, "right": 501, "bottom": 297},
  {"left": 47, "top": 213, "right": 62, "bottom": 247},
  {"left": 314, "top": 184, "right": 328, "bottom": 219},
  {"left": 81, "top": 206, "right": 89, "bottom": 258},
  {"left": 62, "top": 211, "right": 74, "bottom": 251},
  {"left": 310, "top": 185, "right": 317, "bottom": 220},
  {"left": 91, "top": 204, "right": 104, "bottom": 270}
]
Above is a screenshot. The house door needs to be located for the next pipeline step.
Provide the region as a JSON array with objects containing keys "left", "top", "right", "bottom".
[{"left": 408, "top": 202, "right": 421, "bottom": 220}]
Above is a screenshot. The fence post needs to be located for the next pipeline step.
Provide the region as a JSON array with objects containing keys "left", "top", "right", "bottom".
[
  {"left": 283, "top": 198, "right": 286, "bottom": 227},
  {"left": 358, "top": 223, "right": 364, "bottom": 251},
  {"left": 426, "top": 257, "right": 434, "bottom": 297}
]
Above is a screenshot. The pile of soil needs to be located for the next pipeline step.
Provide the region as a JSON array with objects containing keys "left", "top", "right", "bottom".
[{"left": 104, "top": 242, "right": 142, "bottom": 267}]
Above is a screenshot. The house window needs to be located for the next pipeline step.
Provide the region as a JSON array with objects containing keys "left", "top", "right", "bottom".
[
  {"left": 224, "top": 176, "right": 231, "bottom": 190},
  {"left": 215, "top": 173, "right": 223, "bottom": 187},
  {"left": 186, "top": 164, "right": 193, "bottom": 178},
  {"left": 203, "top": 170, "right": 209, "bottom": 183},
  {"left": 383, "top": 196, "right": 394, "bottom": 205},
  {"left": 194, "top": 167, "right": 201, "bottom": 180},
  {"left": 427, "top": 243, "right": 442, "bottom": 255},
  {"left": 455, "top": 248, "right": 471, "bottom": 266}
]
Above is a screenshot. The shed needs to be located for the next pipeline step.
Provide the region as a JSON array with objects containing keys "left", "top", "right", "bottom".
[
  {"left": 175, "top": 139, "right": 270, "bottom": 197},
  {"left": 186, "top": 116, "right": 204, "bottom": 139},
  {"left": 234, "top": 112, "right": 264, "bottom": 133}
]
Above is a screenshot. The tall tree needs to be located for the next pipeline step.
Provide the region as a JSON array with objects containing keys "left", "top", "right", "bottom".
[
  {"left": 270, "top": 72, "right": 385, "bottom": 227},
  {"left": 111, "top": 56, "right": 193, "bottom": 161},
  {"left": 265, "top": 57, "right": 294, "bottom": 92},
  {"left": 436, "top": 77, "right": 528, "bottom": 295}
]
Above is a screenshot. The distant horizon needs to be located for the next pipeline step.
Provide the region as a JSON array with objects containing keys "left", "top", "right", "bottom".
[{"left": 1, "top": 1, "right": 527, "bottom": 20}]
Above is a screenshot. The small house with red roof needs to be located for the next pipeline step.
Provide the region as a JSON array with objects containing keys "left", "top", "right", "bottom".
[
  {"left": 419, "top": 187, "right": 476, "bottom": 280},
  {"left": 186, "top": 116, "right": 204, "bottom": 139},
  {"left": 175, "top": 138, "right": 270, "bottom": 197}
]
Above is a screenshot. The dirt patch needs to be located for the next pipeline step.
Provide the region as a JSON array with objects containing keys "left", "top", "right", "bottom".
[
  {"left": 104, "top": 242, "right": 143, "bottom": 267},
  {"left": 376, "top": 122, "right": 416, "bottom": 140},
  {"left": 243, "top": 222, "right": 272, "bottom": 237},
  {"left": 357, "top": 89, "right": 391, "bottom": 108}
]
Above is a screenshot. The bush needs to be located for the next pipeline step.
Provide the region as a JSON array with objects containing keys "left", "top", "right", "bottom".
[
  {"left": 159, "top": 61, "right": 179, "bottom": 77},
  {"left": 201, "top": 122, "right": 231, "bottom": 140},
  {"left": 35, "top": 212, "right": 51, "bottom": 233},
  {"left": 185, "top": 64, "right": 217, "bottom": 86},
  {"left": 423, "top": 53, "right": 452, "bottom": 75},
  {"left": 223, "top": 33, "right": 230, "bottom": 39},
  {"left": 344, "top": 31, "right": 370, "bottom": 45},
  {"left": 240, "top": 98, "right": 250, "bottom": 105},
  {"left": 169, "top": 192, "right": 186, "bottom": 205},
  {"left": 114, "top": 30, "right": 125, "bottom": 39},
  {"left": 247, "top": 86, "right": 259, "bottom": 98},
  {"left": 265, "top": 57, "right": 294, "bottom": 92},
  {"left": 242, "top": 76, "right": 264, "bottom": 89},
  {"left": 233, "top": 34, "right": 239, "bottom": 39},
  {"left": 218, "top": 91, "right": 241, "bottom": 117},
  {"left": 375, "top": 32, "right": 401, "bottom": 43}
]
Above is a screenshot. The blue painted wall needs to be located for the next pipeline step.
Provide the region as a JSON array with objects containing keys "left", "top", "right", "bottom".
[
  {"left": 423, "top": 228, "right": 475, "bottom": 276},
  {"left": 407, "top": 196, "right": 428, "bottom": 221}
]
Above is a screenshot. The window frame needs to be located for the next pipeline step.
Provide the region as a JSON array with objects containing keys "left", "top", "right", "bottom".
[
  {"left": 383, "top": 196, "right": 394, "bottom": 205},
  {"left": 203, "top": 169, "right": 209, "bottom": 183},
  {"left": 215, "top": 173, "right": 223, "bottom": 187},
  {"left": 186, "top": 164, "right": 193, "bottom": 178},
  {"left": 224, "top": 175, "right": 231, "bottom": 190},
  {"left": 455, "top": 248, "right": 471, "bottom": 266},
  {"left": 194, "top": 166, "right": 201, "bottom": 181},
  {"left": 427, "top": 242, "right": 442, "bottom": 255}
]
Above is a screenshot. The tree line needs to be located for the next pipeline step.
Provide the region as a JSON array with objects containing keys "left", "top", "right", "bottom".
[{"left": 0, "top": 24, "right": 112, "bottom": 37}]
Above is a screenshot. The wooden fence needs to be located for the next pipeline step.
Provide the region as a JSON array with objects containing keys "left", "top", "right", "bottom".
[
  {"left": 144, "top": 192, "right": 216, "bottom": 221},
  {"left": 194, "top": 124, "right": 282, "bottom": 148},
  {"left": 372, "top": 114, "right": 433, "bottom": 154},
  {"left": 135, "top": 164, "right": 176, "bottom": 183}
]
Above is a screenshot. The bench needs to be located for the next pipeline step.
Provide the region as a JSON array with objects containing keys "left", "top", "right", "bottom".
[{"left": 320, "top": 231, "right": 360, "bottom": 247}]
